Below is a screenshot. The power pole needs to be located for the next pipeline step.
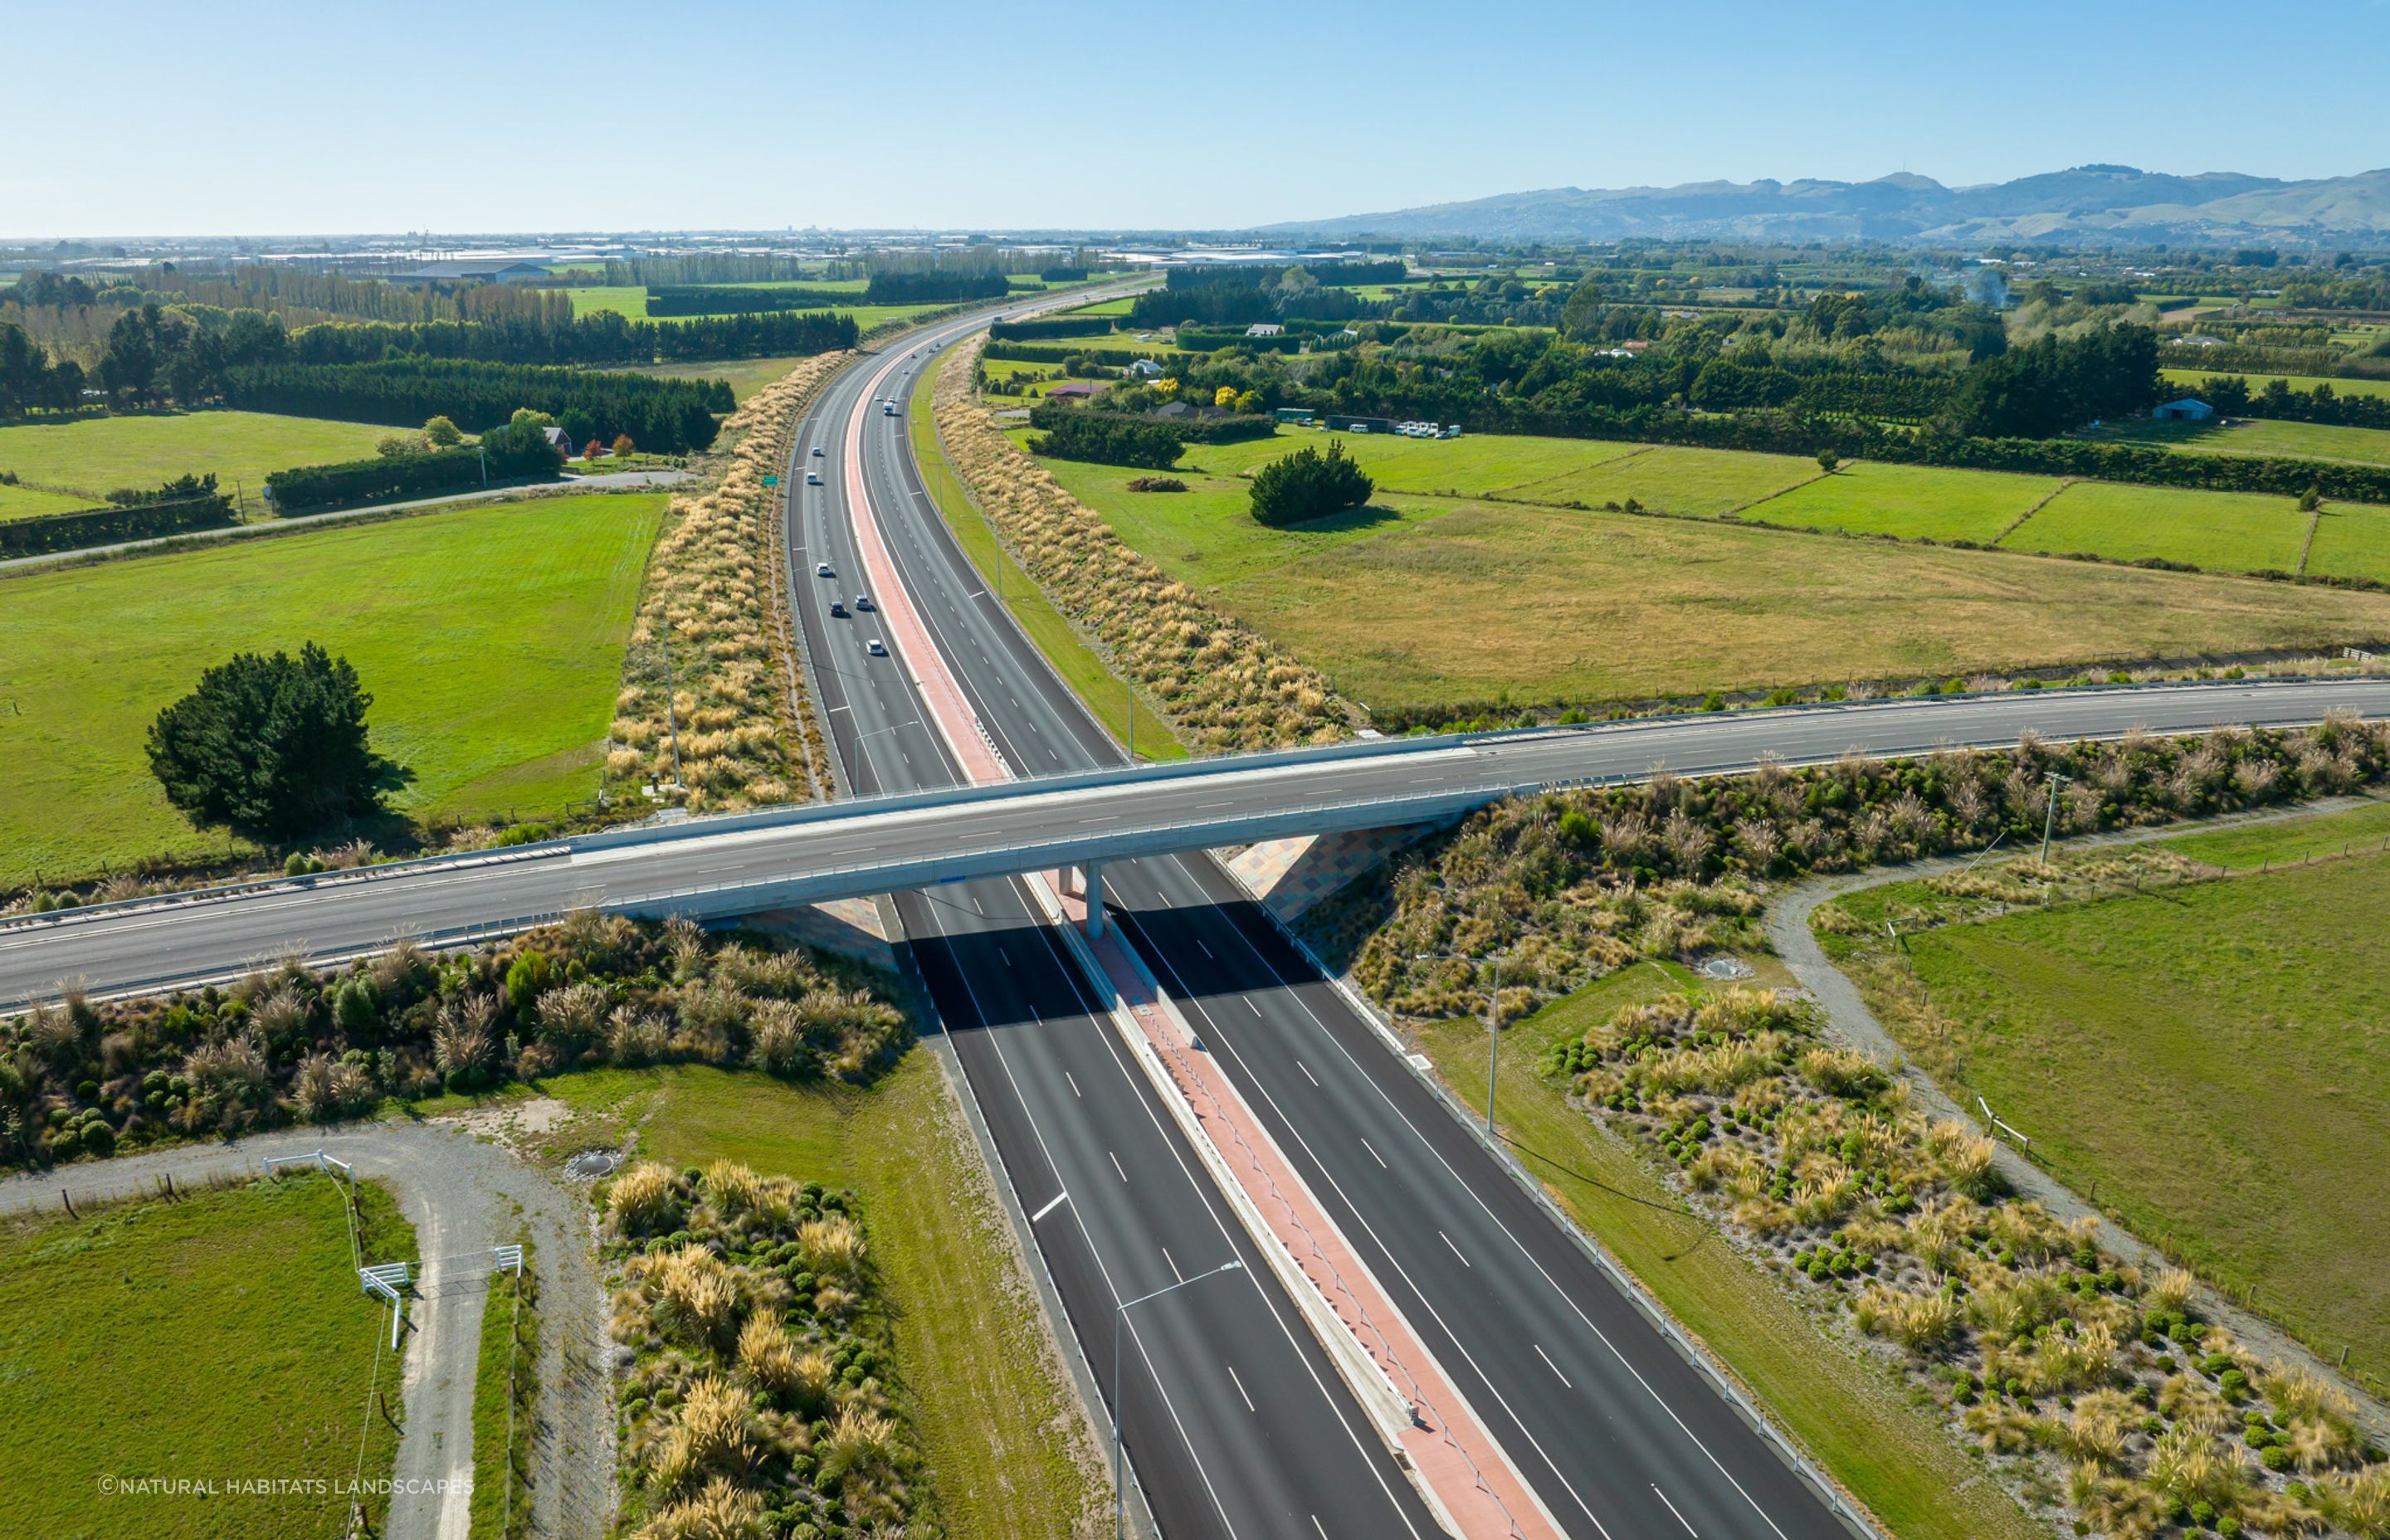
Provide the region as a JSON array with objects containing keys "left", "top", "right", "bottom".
[
  {"left": 2040, "top": 773, "right": 2073, "bottom": 865},
  {"left": 661, "top": 633, "right": 685, "bottom": 795}
]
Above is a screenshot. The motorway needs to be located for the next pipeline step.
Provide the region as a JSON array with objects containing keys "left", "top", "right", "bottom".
[{"left": 11, "top": 306, "right": 2390, "bottom": 1537}]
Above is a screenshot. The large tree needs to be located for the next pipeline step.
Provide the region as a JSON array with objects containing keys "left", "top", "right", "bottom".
[{"left": 146, "top": 644, "right": 392, "bottom": 839}]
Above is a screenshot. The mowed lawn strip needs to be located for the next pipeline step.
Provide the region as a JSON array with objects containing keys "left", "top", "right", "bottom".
[
  {"left": 0, "top": 480, "right": 100, "bottom": 521},
  {"left": 1850, "top": 841, "right": 2390, "bottom": 1377},
  {"left": 0, "top": 1177, "right": 414, "bottom": 1540},
  {"left": 545, "top": 1060, "right": 1100, "bottom": 1540},
  {"left": 0, "top": 411, "right": 395, "bottom": 500},
  {"left": 1183, "top": 499, "right": 2390, "bottom": 713},
  {"left": 2001, "top": 478, "right": 2312, "bottom": 573},
  {"left": 1748, "top": 461, "right": 2060, "bottom": 543},
  {"left": 1412, "top": 964, "right": 2043, "bottom": 1540},
  {"left": 0, "top": 493, "right": 667, "bottom": 885}
]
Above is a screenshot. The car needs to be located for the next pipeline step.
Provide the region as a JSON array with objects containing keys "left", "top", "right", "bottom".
[
  {"left": 805, "top": 470, "right": 821, "bottom": 485},
  {"left": 815, "top": 562, "right": 834, "bottom": 578},
  {"left": 866, "top": 638, "right": 888, "bottom": 656},
  {"left": 853, "top": 592, "right": 874, "bottom": 612},
  {"left": 810, "top": 446, "right": 825, "bottom": 457},
  {"left": 881, "top": 400, "right": 898, "bottom": 416},
  {"left": 829, "top": 600, "right": 846, "bottom": 617}
]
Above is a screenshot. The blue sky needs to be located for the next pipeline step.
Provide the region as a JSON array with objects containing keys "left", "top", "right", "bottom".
[{"left": 9, "top": 0, "right": 2388, "bottom": 237}]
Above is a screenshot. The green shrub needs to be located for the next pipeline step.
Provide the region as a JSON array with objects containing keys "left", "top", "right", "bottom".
[{"left": 1249, "top": 439, "right": 1374, "bottom": 528}]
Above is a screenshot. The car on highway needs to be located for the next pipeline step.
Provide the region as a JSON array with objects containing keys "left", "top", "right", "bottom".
[
  {"left": 805, "top": 470, "right": 822, "bottom": 485},
  {"left": 829, "top": 600, "right": 846, "bottom": 617},
  {"left": 810, "top": 446, "right": 825, "bottom": 457},
  {"left": 866, "top": 638, "right": 887, "bottom": 656},
  {"left": 815, "top": 561, "right": 834, "bottom": 578},
  {"left": 882, "top": 400, "right": 898, "bottom": 416},
  {"left": 854, "top": 592, "right": 874, "bottom": 612}
]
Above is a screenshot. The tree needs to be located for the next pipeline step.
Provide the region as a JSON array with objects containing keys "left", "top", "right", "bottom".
[
  {"left": 1215, "top": 385, "right": 1239, "bottom": 409},
  {"left": 146, "top": 644, "right": 393, "bottom": 840},
  {"left": 1250, "top": 440, "right": 1374, "bottom": 528},
  {"left": 583, "top": 438, "right": 603, "bottom": 460},
  {"left": 1816, "top": 449, "right": 1840, "bottom": 474},
  {"left": 423, "top": 415, "right": 463, "bottom": 447},
  {"left": 377, "top": 433, "right": 424, "bottom": 458},
  {"left": 612, "top": 431, "right": 636, "bottom": 457}
]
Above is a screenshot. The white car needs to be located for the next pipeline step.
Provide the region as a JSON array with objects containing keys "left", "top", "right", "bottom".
[
  {"left": 866, "top": 638, "right": 888, "bottom": 657},
  {"left": 805, "top": 470, "right": 821, "bottom": 485},
  {"left": 815, "top": 562, "right": 834, "bottom": 578}
]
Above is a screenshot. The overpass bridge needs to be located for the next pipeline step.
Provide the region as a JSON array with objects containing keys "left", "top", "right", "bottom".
[{"left": 2, "top": 676, "right": 2383, "bottom": 1006}]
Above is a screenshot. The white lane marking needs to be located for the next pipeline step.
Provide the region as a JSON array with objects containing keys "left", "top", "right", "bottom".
[
  {"left": 1440, "top": 1231, "right": 1471, "bottom": 1268},
  {"left": 1296, "top": 1060, "right": 1319, "bottom": 1088},
  {"left": 1653, "top": 1484, "right": 1699, "bottom": 1537},
  {"left": 1361, "top": 1138, "right": 1388, "bottom": 1170},
  {"left": 1246, "top": 997, "right": 1261, "bottom": 1016},
  {"left": 1312, "top": 1518, "right": 1329, "bottom": 1540},
  {"left": 1163, "top": 1246, "right": 1183, "bottom": 1282},
  {"left": 1109, "top": 1150, "right": 1128, "bottom": 1183},
  {"left": 998, "top": 947, "right": 1011, "bottom": 967},
  {"left": 1197, "top": 939, "right": 1214, "bottom": 960},
  {"left": 1535, "top": 1343, "right": 1573, "bottom": 1388},
  {"left": 1031, "top": 1191, "right": 1068, "bottom": 1222},
  {"left": 1066, "top": 1071, "right": 1082, "bottom": 1099},
  {"left": 1227, "top": 1363, "right": 1255, "bottom": 1411}
]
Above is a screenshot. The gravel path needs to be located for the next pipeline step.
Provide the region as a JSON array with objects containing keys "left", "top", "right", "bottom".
[
  {"left": 0, "top": 1119, "right": 616, "bottom": 1539},
  {"left": 1762, "top": 796, "right": 2390, "bottom": 1436}
]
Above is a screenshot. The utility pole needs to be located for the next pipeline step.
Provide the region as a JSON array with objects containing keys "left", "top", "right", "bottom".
[
  {"left": 1417, "top": 951, "right": 1505, "bottom": 1137},
  {"left": 2040, "top": 772, "right": 2073, "bottom": 864},
  {"left": 661, "top": 632, "right": 685, "bottom": 796}
]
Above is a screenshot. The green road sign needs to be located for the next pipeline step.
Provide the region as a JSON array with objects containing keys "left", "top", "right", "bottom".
[{"left": 763, "top": 474, "right": 778, "bottom": 486}]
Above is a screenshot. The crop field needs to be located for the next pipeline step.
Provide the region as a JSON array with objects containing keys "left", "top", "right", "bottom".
[
  {"left": 2091, "top": 415, "right": 2390, "bottom": 468},
  {"left": 2305, "top": 504, "right": 2390, "bottom": 584},
  {"left": 1742, "top": 461, "right": 2060, "bottom": 543},
  {"left": 0, "top": 492, "right": 667, "bottom": 885},
  {"left": 1824, "top": 803, "right": 2390, "bottom": 1377},
  {"left": 1496, "top": 443, "right": 1817, "bottom": 515},
  {"left": 1055, "top": 487, "right": 2390, "bottom": 713},
  {"left": 546, "top": 1059, "right": 1099, "bottom": 1540},
  {"left": 2162, "top": 367, "right": 2390, "bottom": 402},
  {"left": 0, "top": 1177, "right": 413, "bottom": 1540},
  {"left": 0, "top": 480, "right": 97, "bottom": 520},
  {"left": 0, "top": 412, "right": 398, "bottom": 500},
  {"left": 2002, "top": 479, "right": 2310, "bottom": 573}
]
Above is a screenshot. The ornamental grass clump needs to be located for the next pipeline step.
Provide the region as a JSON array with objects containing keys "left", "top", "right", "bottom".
[
  {"left": 936, "top": 334, "right": 1344, "bottom": 752},
  {"left": 605, "top": 1161, "right": 919, "bottom": 1538},
  {"left": 1544, "top": 987, "right": 2390, "bottom": 1538}
]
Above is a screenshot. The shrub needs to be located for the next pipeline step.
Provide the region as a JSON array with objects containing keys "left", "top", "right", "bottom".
[
  {"left": 1028, "top": 411, "right": 1183, "bottom": 469},
  {"left": 1124, "top": 475, "right": 1188, "bottom": 492},
  {"left": 146, "top": 642, "right": 391, "bottom": 839},
  {"left": 1249, "top": 439, "right": 1374, "bottom": 527}
]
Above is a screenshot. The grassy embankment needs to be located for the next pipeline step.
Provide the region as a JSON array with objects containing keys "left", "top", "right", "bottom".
[
  {"left": 0, "top": 1176, "right": 415, "bottom": 1540},
  {"left": 540, "top": 1057, "right": 1102, "bottom": 1540},
  {"left": 0, "top": 492, "right": 667, "bottom": 885},
  {"left": 1819, "top": 799, "right": 2390, "bottom": 1387},
  {"left": 0, "top": 411, "right": 395, "bottom": 503},
  {"left": 1031, "top": 434, "right": 2390, "bottom": 718},
  {"left": 912, "top": 354, "right": 1183, "bottom": 758},
  {"left": 1408, "top": 964, "right": 2044, "bottom": 1540}
]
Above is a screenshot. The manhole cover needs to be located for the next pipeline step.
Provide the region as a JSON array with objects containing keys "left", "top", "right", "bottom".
[
  {"left": 564, "top": 1150, "right": 622, "bottom": 1180},
  {"left": 1694, "top": 955, "right": 1755, "bottom": 981}
]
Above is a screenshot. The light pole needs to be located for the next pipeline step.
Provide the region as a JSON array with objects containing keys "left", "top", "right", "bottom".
[
  {"left": 658, "top": 631, "right": 685, "bottom": 797},
  {"left": 1113, "top": 1261, "right": 1242, "bottom": 1540},
  {"left": 1416, "top": 951, "right": 1505, "bottom": 1138},
  {"left": 2039, "top": 772, "right": 2074, "bottom": 865}
]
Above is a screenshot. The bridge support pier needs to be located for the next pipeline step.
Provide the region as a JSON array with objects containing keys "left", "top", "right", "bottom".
[{"left": 1081, "top": 861, "right": 1105, "bottom": 938}]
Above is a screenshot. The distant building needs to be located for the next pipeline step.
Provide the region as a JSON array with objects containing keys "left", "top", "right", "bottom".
[
  {"left": 1124, "top": 358, "right": 1164, "bottom": 378},
  {"left": 391, "top": 259, "right": 553, "bottom": 285},
  {"left": 1273, "top": 407, "right": 1317, "bottom": 425},
  {"left": 1154, "top": 399, "right": 1193, "bottom": 418},
  {"left": 2153, "top": 398, "right": 2214, "bottom": 422},
  {"left": 1046, "top": 382, "right": 1100, "bottom": 401},
  {"left": 1246, "top": 323, "right": 1284, "bottom": 337}
]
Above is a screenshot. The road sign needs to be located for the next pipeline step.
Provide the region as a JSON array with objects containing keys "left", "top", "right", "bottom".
[{"left": 763, "top": 474, "right": 778, "bottom": 486}]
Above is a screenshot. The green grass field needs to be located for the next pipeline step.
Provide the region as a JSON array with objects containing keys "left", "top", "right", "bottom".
[
  {"left": 469, "top": 1250, "right": 534, "bottom": 1540},
  {"left": 2090, "top": 415, "right": 2390, "bottom": 468},
  {"left": 1744, "top": 461, "right": 2060, "bottom": 543},
  {"left": 2163, "top": 368, "right": 2390, "bottom": 402},
  {"left": 0, "top": 493, "right": 666, "bottom": 884},
  {"left": 568, "top": 285, "right": 948, "bottom": 336},
  {"left": 0, "top": 1176, "right": 413, "bottom": 1540},
  {"left": 625, "top": 354, "right": 822, "bottom": 404},
  {"left": 0, "top": 480, "right": 99, "bottom": 520},
  {"left": 2305, "top": 504, "right": 2390, "bottom": 583},
  {"left": 1499, "top": 443, "right": 1816, "bottom": 514},
  {"left": 1411, "top": 964, "right": 2042, "bottom": 1540},
  {"left": 2002, "top": 479, "right": 2311, "bottom": 573},
  {"left": 1825, "top": 804, "right": 2390, "bottom": 1379},
  {"left": 0, "top": 412, "right": 397, "bottom": 500},
  {"left": 545, "top": 1057, "right": 1100, "bottom": 1540}
]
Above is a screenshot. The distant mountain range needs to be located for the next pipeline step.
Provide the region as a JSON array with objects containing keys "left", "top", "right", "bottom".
[{"left": 1262, "top": 165, "right": 2390, "bottom": 248}]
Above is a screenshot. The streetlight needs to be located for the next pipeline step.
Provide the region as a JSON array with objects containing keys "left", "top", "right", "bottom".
[
  {"left": 2039, "top": 772, "right": 2074, "bottom": 865},
  {"left": 1416, "top": 951, "right": 1507, "bottom": 1138},
  {"left": 1112, "top": 1260, "right": 1242, "bottom": 1540}
]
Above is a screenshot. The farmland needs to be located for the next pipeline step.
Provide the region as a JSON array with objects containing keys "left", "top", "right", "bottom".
[
  {"left": 2091, "top": 414, "right": 2390, "bottom": 468},
  {"left": 1818, "top": 801, "right": 2390, "bottom": 1381},
  {"left": 2000, "top": 479, "right": 2311, "bottom": 573},
  {"left": 627, "top": 353, "right": 841, "bottom": 403},
  {"left": 0, "top": 480, "right": 97, "bottom": 520},
  {"left": 0, "top": 411, "right": 398, "bottom": 501},
  {"left": 1744, "top": 460, "right": 2059, "bottom": 543},
  {"left": 0, "top": 1177, "right": 413, "bottom": 1540},
  {"left": 2305, "top": 504, "right": 2390, "bottom": 583},
  {"left": 567, "top": 284, "right": 946, "bottom": 336},
  {"left": 2163, "top": 368, "right": 2390, "bottom": 402},
  {"left": 544, "top": 1058, "right": 1100, "bottom": 1540},
  {"left": 0, "top": 492, "right": 666, "bottom": 885}
]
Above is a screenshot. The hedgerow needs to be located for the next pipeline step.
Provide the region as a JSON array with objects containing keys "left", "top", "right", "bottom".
[
  {"left": 937, "top": 336, "right": 1345, "bottom": 752},
  {"left": 603, "top": 1160, "right": 925, "bottom": 1539},
  {"left": 0, "top": 913, "right": 910, "bottom": 1167},
  {"left": 608, "top": 353, "right": 848, "bottom": 810},
  {"left": 1548, "top": 987, "right": 2390, "bottom": 1538}
]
